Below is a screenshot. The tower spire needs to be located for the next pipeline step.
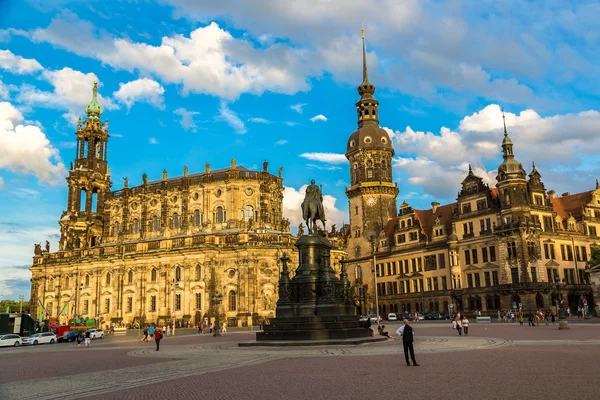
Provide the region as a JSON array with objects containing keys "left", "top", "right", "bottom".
[
  {"left": 502, "top": 107, "right": 508, "bottom": 136},
  {"left": 500, "top": 107, "right": 514, "bottom": 158},
  {"left": 361, "top": 25, "right": 368, "bottom": 82},
  {"left": 85, "top": 79, "right": 103, "bottom": 120}
]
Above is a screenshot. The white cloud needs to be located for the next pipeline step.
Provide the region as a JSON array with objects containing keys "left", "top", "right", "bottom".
[
  {"left": 149, "top": 137, "right": 159, "bottom": 144},
  {"left": 299, "top": 152, "right": 347, "bottom": 164},
  {"left": 0, "top": 78, "right": 16, "bottom": 100},
  {"left": 390, "top": 103, "right": 600, "bottom": 201},
  {"left": 17, "top": 68, "right": 116, "bottom": 116},
  {"left": 0, "top": 49, "right": 43, "bottom": 74},
  {"left": 0, "top": 101, "right": 67, "bottom": 185},
  {"left": 218, "top": 102, "right": 247, "bottom": 134},
  {"left": 275, "top": 139, "right": 287, "bottom": 145},
  {"left": 30, "top": 13, "right": 316, "bottom": 100},
  {"left": 248, "top": 117, "right": 271, "bottom": 124},
  {"left": 0, "top": 176, "right": 4, "bottom": 189},
  {"left": 282, "top": 185, "right": 346, "bottom": 229},
  {"left": 174, "top": 107, "right": 199, "bottom": 131},
  {"left": 290, "top": 103, "right": 307, "bottom": 113},
  {"left": 283, "top": 121, "right": 298, "bottom": 127},
  {"left": 310, "top": 114, "right": 327, "bottom": 122},
  {"left": 307, "top": 164, "right": 342, "bottom": 171},
  {"left": 113, "top": 78, "right": 165, "bottom": 109}
]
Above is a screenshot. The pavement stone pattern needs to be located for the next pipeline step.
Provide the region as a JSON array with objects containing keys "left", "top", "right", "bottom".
[{"left": 1, "top": 324, "right": 599, "bottom": 400}]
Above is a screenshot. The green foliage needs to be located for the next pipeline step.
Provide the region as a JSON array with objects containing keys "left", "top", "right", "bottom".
[
  {"left": 587, "top": 246, "right": 600, "bottom": 268},
  {"left": 0, "top": 299, "right": 30, "bottom": 313}
]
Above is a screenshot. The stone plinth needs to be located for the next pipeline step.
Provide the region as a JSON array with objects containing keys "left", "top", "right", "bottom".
[{"left": 254, "top": 234, "right": 372, "bottom": 343}]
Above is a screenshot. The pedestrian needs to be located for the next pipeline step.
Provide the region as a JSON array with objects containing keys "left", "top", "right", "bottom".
[
  {"left": 166, "top": 325, "right": 171, "bottom": 337},
  {"left": 154, "top": 327, "right": 163, "bottom": 351},
  {"left": 77, "top": 331, "right": 83, "bottom": 348},
  {"left": 222, "top": 322, "right": 227, "bottom": 334},
  {"left": 209, "top": 322, "right": 214, "bottom": 333},
  {"left": 84, "top": 330, "right": 91, "bottom": 347},
  {"left": 461, "top": 316, "right": 469, "bottom": 335},
  {"left": 366, "top": 318, "right": 374, "bottom": 336},
  {"left": 149, "top": 324, "right": 155, "bottom": 341},
  {"left": 519, "top": 313, "right": 524, "bottom": 326},
  {"left": 452, "top": 317, "right": 457, "bottom": 331},
  {"left": 142, "top": 326, "right": 149, "bottom": 342},
  {"left": 455, "top": 316, "right": 463, "bottom": 336},
  {"left": 528, "top": 314, "right": 535, "bottom": 326},
  {"left": 551, "top": 312, "right": 556, "bottom": 326},
  {"left": 198, "top": 322, "right": 203, "bottom": 334},
  {"left": 396, "top": 319, "right": 419, "bottom": 366},
  {"left": 545, "top": 313, "right": 549, "bottom": 325}
]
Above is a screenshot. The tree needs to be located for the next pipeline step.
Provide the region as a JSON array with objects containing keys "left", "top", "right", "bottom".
[
  {"left": 0, "top": 299, "right": 31, "bottom": 313},
  {"left": 587, "top": 246, "right": 600, "bottom": 269}
]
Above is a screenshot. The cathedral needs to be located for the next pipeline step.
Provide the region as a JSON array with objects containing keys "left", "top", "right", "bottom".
[
  {"left": 29, "top": 81, "right": 346, "bottom": 328},
  {"left": 344, "top": 32, "right": 598, "bottom": 316}
]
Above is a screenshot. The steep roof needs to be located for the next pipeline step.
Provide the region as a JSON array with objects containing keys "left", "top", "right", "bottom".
[
  {"left": 384, "top": 202, "right": 456, "bottom": 240},
  {"left": 551, "top": 190, "right": 593, "bottom": 220}
]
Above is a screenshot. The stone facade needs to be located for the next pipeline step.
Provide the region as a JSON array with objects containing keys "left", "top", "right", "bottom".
[
  {"left": 344, "top": 41, "right": 597, "bottom": 317},
  {"left": 29, "top": 84, "right": 347, "bottom": 328}
]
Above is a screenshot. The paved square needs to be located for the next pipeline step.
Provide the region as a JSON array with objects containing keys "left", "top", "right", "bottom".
[{"left": 1, "top": 323, "right": 598, "bottom": 400}]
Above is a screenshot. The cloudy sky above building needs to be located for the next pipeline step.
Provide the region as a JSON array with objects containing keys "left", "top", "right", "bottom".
[{"left": 1, "top": 0, "right": 600, "bottom": 299}]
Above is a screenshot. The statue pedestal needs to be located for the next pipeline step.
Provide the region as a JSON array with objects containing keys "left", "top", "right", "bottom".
[{"left": 254, "top": 234, "right": 372, "bottom": 343}]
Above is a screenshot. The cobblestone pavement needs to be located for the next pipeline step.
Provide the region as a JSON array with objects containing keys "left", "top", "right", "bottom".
[{"left": 2, "top": 324, "right": 598, "bottom": 400}]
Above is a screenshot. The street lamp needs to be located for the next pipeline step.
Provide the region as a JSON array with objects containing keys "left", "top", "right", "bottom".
[
  {"left": 211, "top": 291, "right": 223, "bottom": 337},
  {"left": 370, "top": 235, "right": 380, "bottom": 322},
  {"left": 554, "top": 277, "right": 569, "bottom": 330},
  {"left": 172, "top": 280, "right": 180, "bottom": 336}
]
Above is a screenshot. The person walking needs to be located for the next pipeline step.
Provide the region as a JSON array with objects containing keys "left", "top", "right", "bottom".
[
  {"left": 142, "top": 326, "right": 149, "bottom": 342},
  {"left": 396, "top": 319, "right": 419, "bottom": 366},
  {"left": 77, "top": 331, "right": 83, "bottom": 348},
  {"left": 461, "top": 316, "right": 469, "bottom": 335},
  {"left": 455, "top": 316, "right": 463, "bottom": 336},
  {"left": 149, "top": 324, "right": 155, "bottom": 341},
  {"left": 551, "top": 312, "right": 556, "bottom": 326},
  {"left": 222, "top": 322, "right": 227, "bottom": 334},
  {"left": 198, "top": 322, "right": 203, "bottom": 334},
  {"left": 84, "top": 330, "right": 91, "bottom": 347},
  {"left": 528, "top": 314, "right": 535, "bottom": 326},
  {"left": 154, "top": 327, "right": 163, "bottom": 351},
  {"left": 518, "top": 313, "right": 524, "bottom": 326}
]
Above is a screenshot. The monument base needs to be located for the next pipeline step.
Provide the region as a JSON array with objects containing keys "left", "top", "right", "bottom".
[{"left": 255, "top": 315, "right": 373, "bottom": 342}]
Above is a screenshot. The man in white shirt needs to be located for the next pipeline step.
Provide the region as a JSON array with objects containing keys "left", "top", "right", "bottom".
[{"left": 396, "top": 319, "right": 419, "bottom": 366}]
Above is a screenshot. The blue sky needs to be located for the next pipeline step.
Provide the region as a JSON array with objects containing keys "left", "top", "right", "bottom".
[{"left": 1, "top": 0, "right": 600, "bottom": 300}]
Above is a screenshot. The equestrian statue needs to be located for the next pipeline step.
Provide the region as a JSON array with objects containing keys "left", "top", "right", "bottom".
[{"left": 301, "top": 180, "right": 327, "bottom": 235}]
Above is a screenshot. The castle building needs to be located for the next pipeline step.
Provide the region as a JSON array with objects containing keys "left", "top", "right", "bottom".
[
  {"left": 29, "top": 82, "right": 346, "bottom": 328},
  {"left": 344, "top": 36, "right": 597, "bottom": 316}
]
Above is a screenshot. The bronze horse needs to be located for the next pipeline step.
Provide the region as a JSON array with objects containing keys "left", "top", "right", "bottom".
[{"left": 302, "top": 197, "right": 326, "bottom": 235}]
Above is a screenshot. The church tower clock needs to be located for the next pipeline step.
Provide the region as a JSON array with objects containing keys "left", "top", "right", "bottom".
[{"left": 345, "top": 30, "right": 398, "bottom": 265}]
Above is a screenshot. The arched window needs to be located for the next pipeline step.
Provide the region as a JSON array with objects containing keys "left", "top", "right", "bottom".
[
  {"left": 408, "top": 219, "right": 412, "bottom": 227},
  {"left": 128, "top": 270, "right": 133, "bottom": 284},
  {"left": 228, "top": 290, "right": 237, "bottom": 311},
  {"left": 80, "top": 189, "right": 87, "bottom": 211},
  {"left": 175, "top": 266, "right": 181, "bottom": 282},
  {"left": 112, "top": 221, "right": 121, "bottom": 236},
  {"left": 85, "top": 274, "right": 90, "bottom": 287},
  {"left": 216, "top": 207, "right": 224, "bottom": 223},
  {"left": 195, "top": 265, "right": 201, "bottom": 281},
  {"left": 401, "top": 220, "right": 406, "bottom": 229},
  {"left": 151, "top": 268, "right": 157, "bottom": 282},
  {"left": 48, "top": 278, "right": 54, "bottom": 291},
  {"left": 132, "top": 219, "right": 139, "bottom": 234},
  {"left": 355, "top": 246, "right": 362, "bottom": 257},
  {"left": 194, "top": 210, "right": 201, "bottom": 226},
  {"left": 65, "top": 276, "right": 70, "bottom": 288},
  {"left": 106, "top": 272, "right": 111, "bottom": 285},
  {"left": 172, "top": 213, "right": 180, "bottom": 229},
  {"left": 535, "top": 293, "right": 544, "bottom": 308},
  {"left": 511, "top": 294, "right": 521, "bottom": 309},
  {"left": 152, "top": 216, "right": 160, "bottom": 232},
  {"left": 244, "top": 205, "right": 254, "bottom": 221}
]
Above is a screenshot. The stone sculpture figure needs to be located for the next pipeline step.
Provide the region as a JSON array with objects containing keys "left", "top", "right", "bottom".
[
  {"left": 34, "top": 243, "right": 42, "bottom": 256},
  {"left": 45, "top": 240, "right": 50, "bottom": 252},
  {"left": 298, "top": 223, "right": 305, "bottom": 237},
  {"left": 263, "top": 160, "right": 268, "bottom": 172},
  {"left": 162, "top": 169, "right": 167, "bottom": 180},
  {"left": 301, "top": 180, "right": 327, "bottom": 235},
  {"left": 142, "top": 173, "right": 148, "bottom": 184},
  {"left": 123, "top": 177, "right": 128, "bottom": 188},
  {"left": 278, "top": 166, "right": 283, "bottom": 178},
  {"left": 205, "top": 162, "right": 210, "bottom": 174},
  {"left": 231, "top": 158, "right": 236, "bottom": 169},
  {"left": 183, "top": 165, "right": 188, "bottom": 177}
]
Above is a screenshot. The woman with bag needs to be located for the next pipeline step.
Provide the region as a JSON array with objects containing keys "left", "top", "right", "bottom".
[
  {"left": 461, "top": 316, "right": 469, "bottom": 335},
  {"left": 455, "top": 316, "right": 463, "bottom": 336}
]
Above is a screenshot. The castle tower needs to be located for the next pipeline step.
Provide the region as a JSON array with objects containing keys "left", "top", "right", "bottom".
[
  {"left": 345, "top": 29, "right": 398, "bottom": 259},
  {"left": 59, "top": 80, "right": 112, "bottom": 250}
]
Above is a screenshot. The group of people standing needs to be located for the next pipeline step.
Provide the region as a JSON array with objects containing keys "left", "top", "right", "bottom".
[
  {"left": 451, "top": 314, "right": 470, "bottom": 336},
  {"left": 197, "top": 318, "right": 228, "bottom": 334}
]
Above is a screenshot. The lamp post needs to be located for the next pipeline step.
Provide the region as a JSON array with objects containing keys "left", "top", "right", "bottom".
[
  {"left": 370, "top": 236, "right": 380, "bottom": 322},
  {"left": 211, "top": 291, "right": 223, "bottom": 337},
  {"left": 172, "top": 280, "right": 180, "bottom": 336},
  {"left": 555, "top": 277, "right": 569, "bottom": 330}
]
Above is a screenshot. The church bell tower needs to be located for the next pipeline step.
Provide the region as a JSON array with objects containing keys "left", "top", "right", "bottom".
[
  {"left": 59, "top": 80, "right": 112, "bottom": 250},
  {"left": 345, "top": 30, "right": 398, "bottom": 260}
]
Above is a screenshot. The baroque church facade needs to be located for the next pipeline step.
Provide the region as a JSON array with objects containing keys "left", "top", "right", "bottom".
[
  {"left": 29, "top": 81, "right": 347, "bottom": 327},
  {"left": 344, "top": 34, "right": 597, "bottom": 317}
]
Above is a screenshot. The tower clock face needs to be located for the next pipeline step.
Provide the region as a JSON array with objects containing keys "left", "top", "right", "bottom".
[{"left": 366, "top": 196, "right": 376, "bottom": 206}]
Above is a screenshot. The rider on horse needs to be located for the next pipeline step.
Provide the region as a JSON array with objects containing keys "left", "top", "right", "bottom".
[{"left": 301, "top": 180, "right": 327, "bottom": 234}]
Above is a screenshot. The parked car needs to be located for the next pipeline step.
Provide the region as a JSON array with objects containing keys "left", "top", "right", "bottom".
[
  {"left": 0, "top": 334, "right": 22, "bottom": 347},
  {"left": 418, "top": 313, "right": 425, "bottom": 321},
  {"left": 58, "top": 331, "right": 80, "bottom": 343},
  {"left": 424, "top": 313, "right": 437, "bottom": 320},
  {"left": 88, "top": 329, "right": 104, "bottom": 340},
  {"left": 22, "top": 332, "right": 56, "bottom": 345},
  {"left": 368, "top": 314, "right": 380, "bottom": 324},
  {"left": 359, "top": 315, "right": 368, "bottom": 322},
  {"left": 387, "top": 313, "right": 398, "bottom": 321}
]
